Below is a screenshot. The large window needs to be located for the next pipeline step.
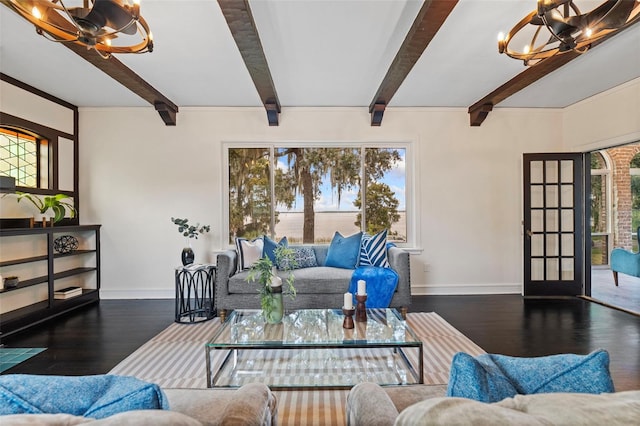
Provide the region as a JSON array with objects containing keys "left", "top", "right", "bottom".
[
  {"left": 0, "top": 127, "right": 49, "bottom": 188},
  {"left": 227, "top": 145, "right": 407, "bottom": 244}
]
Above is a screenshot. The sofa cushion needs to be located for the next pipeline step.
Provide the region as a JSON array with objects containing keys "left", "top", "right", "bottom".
[
  {"left": 0, "top": 411, "right": 203, "bottom": 425},
  {"left": 395, "top": 391, "right": 640, "bottom": 426},
  {"left": 0, "top": 374, "right": 168, "bottom": 419},
  {"left": 228, "top": 267, "right": 353, "bottom": 294},
  {"left": 446, "top": 349, "right": 615, "bottom": 403},
  {"left": 262, "top": 235, "right": 288, "bottom": 264},
  {"left": 359, "top": 229, "right": 390, "bottom": 268},
  {"left": 277, "top": 246, "right": 318, "bottom": 270},
  {"left": 235, "top": 237, "right": 264, "bottom": 271},
  {"left": 325, "top": 231, "right": 363, "bottom": 269}
]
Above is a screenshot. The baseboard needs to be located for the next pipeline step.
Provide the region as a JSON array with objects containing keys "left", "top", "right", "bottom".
[
  {"left": 100, "top": 289, "right": 174, "bottom": 299},
  {"left": 412, "top": 282, "right": 522, "bottom": 295}
]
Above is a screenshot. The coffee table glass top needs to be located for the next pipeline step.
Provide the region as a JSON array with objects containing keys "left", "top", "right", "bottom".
[
  {"left": 206, "top": 308, "right": 424, "bottom": 389},
  {"left": 207, "top": 308, "right": 421, "bottom": 348}
]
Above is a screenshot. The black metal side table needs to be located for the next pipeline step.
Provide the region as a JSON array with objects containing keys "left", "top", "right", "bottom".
[{"left": 174, "top": 264, "right": 216, "bottom": 323}]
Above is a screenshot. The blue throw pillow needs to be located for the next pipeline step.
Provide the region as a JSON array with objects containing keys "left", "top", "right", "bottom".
[
  {"left": 0, "top": 374, "right": 168, "bottom": 418},
  {"left": 325, "top": 232, "right": 363, "bottom": 269},
  {"left": 447, "top": 349, "right": 615, "bottom": 403},
  {"left": 263, "top": 235, "right": 288, "bottom": 264},
  {"left": 359, "top": 229, "right": 390, "bottom": 267}
]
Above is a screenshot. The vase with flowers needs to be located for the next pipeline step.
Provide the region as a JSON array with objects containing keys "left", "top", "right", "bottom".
[
  {"left": 247, "top": 245, "right": 297, "bottom": 323},
  {"left": 171, "top": 217, "right": 210, "bottom": 266}
]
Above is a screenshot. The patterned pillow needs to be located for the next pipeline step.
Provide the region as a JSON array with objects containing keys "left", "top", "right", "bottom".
[
  {"left": 278, "top": 247, "right": 318, "bottom": 270},
  {"left": 359, "top": 229, "right": 390, "bottom": 267},
  {"left": 235, "top": 237, "right": 264, "bottom": 272}
]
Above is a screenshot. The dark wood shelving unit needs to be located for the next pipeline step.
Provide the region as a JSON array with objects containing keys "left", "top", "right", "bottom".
[{"left": 0, "top": 225, "right": 101, "bottom": 338}]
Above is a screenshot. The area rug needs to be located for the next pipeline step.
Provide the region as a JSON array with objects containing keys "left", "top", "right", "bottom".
[
  {"left": 0, "top": 348, "right": 46, "bottom": 373},
  {"left": 110, "top": 312, "right": 484, "bottom": 425}
]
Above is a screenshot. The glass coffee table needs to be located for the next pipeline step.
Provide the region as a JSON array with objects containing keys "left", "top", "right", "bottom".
[{"left": 205, "top": 308, "right": 423, "bottom": 389}]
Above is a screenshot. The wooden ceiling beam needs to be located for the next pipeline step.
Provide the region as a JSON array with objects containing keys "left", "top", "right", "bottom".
[
  {"left": 218, "top": 0, "right": 281, "bottom": 126},
  {"left": 61, "top": 42, "right": 179, "bottom": 126},
  {"left": 469, "top": 19, "right": 640, "bottom": 127},
  {"left": 368, "top": 0, "right": 459, "bottom": 126},
  {"left": 2, "top": 4, "right": 179, "bottom": 126}
]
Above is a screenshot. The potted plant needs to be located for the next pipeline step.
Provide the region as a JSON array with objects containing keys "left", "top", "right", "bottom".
[
  {"left": 247, "top": 245, "right": 297, "bottom": 323},
  {"left": 15, "top": 192, "right": 77, "bottom": 224},
  {"left": 171, "top": 217, "right": 210, "bottom": 266}
]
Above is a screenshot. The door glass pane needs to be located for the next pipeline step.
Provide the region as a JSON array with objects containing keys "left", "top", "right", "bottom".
[
  {"left": 560, "top": 160, "right": 573, "bottom": 183},
  {"left": 531, "top": 259, "right": 544, "bottom": 281},
  {"left": 546, "top": 234, "right": 559, "bottom": 256},
  {"left": 531, "top": 210, "right": 544, "bottom": 232},
  {"left": 561, "top": 185, "right": 574, "bottom": 207},
  {"left": 562, "top": 234, "right": 574, "bottom": 256},
  {"left": 561, "top": 210, "right": 574, "bottom": 232},
  {"left": 546, "top": 185, "right": 558, "bottom": 208},
  {"left": 531, "top": 185, "right": 543, "bottom": 208},
  {"left": 531, "top": 161, "right": 543, "bottom": 183},
  {"left": 531, "top": 234, "right": 544, "bottom": 256},
  {"left": 546, "top": 210, "right": 558, "bottom": 232},
  {"left": 546, "top": 161, "right": 558, "bottom": 183},
  {"left": 546, "top": 258, "right": 559, "bottom": 280},
  {"left": 561, "top": 258, "right": 574, "bottom": 280}
]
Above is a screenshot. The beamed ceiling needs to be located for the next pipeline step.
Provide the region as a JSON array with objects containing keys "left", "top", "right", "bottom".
[{"left": 1, "top": 0, "right": 639, "bottom": 127}]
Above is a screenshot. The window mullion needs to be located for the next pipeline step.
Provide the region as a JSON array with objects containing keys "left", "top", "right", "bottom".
[{"left": 270, "top": 145, "right": 276, "bottom": 238}]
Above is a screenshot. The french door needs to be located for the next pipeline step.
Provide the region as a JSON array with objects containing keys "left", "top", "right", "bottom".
[{"left": 523, "top": 153, "right": 589, "bottom": 296}]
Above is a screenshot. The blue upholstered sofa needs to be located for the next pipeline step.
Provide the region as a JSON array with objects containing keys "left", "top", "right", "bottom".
[
  {"left": 215, "top": 244, "right": 411, "bottom": 322},
  {"left": 610, "top": 227, "right": 640, "bottom": 286}
]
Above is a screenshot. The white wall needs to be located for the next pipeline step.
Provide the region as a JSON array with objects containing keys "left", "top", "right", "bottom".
[
  {"left": 563, "top": 77, "right": 640, "bottom": 152},
  {"left": 79, "top": 106, "right": 564, "bottom": 298}
]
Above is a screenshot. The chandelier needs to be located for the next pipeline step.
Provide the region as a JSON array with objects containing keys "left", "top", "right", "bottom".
[
  {"left": 2, "top": 0, "right": 153, "bottom": 59},
  {"left": 498, "top": 0, "right": 640, "bottom": 66}
]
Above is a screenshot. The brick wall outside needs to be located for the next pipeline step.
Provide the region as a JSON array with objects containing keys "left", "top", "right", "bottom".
[{"left": 606, "top": 145, "right": 640, "bottom": 249}]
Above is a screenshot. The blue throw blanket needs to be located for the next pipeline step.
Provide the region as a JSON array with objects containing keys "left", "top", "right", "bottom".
[
  {"left": 349, "top": 266, "right": 398, "bottom": 308},
  {"left": 0, "top": 374, "right": 168, "bottom": 418}
]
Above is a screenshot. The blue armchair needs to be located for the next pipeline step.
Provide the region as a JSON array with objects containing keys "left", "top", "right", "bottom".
[{"left": 610, "top": 227, "right": 640, "bottom": 286}]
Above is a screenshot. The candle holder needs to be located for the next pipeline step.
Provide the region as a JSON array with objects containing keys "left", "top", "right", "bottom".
[
  {"left": 342, "top": 307, "right": 355, "bottom": 329},
  {"left": 355, "top": 294, "right": 367, "bottom": 322}
]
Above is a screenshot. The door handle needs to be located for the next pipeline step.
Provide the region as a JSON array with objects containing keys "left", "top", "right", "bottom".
[{"left": 526, "top": 229, "right": 533, "bottom": 238}]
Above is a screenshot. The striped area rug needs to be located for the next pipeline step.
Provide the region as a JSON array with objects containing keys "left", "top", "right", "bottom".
[{"left": 109, "top": 312, "right": 484, "bottom": 425}]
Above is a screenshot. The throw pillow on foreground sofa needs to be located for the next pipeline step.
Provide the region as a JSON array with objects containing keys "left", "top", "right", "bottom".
[
  {"left": 0, "top": 374, "right": 167, "bottom": 418},
  {"left": 447, "top": 349, "right": 615, "bottom": 403}
]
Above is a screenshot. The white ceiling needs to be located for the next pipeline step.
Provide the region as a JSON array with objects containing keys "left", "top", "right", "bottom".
[{"left": 1, "top": 0, "right": 639, "bottom": 112}]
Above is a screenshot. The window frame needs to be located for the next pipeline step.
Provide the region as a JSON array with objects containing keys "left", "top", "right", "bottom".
[{"left": 222, "top": 141, "right": 415, "bottom": 248}]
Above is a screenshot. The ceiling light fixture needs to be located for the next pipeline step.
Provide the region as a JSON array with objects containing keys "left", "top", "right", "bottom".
[
  {"left": 2, "top": 0, "right": 153, "bottom": 59},
  {"left": 498, "top": 0, "right": 640, "bottom": 66}
]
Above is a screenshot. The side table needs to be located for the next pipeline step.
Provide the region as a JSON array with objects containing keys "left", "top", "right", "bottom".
[{"left": 175, "top": 264, "right": 216, "bottom": 323}]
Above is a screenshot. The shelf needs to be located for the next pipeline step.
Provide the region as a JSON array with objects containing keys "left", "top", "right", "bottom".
[
  {"left": 0, "top": 254, "right": 48, "bottom": 267},
  {"left": 0, "top": 249, "right": 97, "bottom": 268},
  {"left": 0, "top": 290, "right": 100, "bottom": 337},
  {"left": 0, "top": 268, "right": 97, "bottom": 294},
  {"left": 0, "top": 224, "right": 101, "bottom": 237},
  {"left": 0, "top": 225, "right": 101, "bottom": 338}
]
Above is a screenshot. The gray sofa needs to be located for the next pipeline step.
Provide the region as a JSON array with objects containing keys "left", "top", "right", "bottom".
[
  {"left": 0, "top": 383, "right": 277, "bottom": 426},
  {"left": 346, "top": 383, "right": 640, "bottom": 425},
  {"left": 215, "top": 244, "right": 411, "bottom": 322}
]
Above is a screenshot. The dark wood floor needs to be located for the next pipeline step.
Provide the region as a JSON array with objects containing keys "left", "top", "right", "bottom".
[{"left": 2, "top": 296, "right": 639, "bottom": 391}]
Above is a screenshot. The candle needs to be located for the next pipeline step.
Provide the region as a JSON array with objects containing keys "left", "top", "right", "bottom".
[
  {"left": 357, "top": 280, "right": 366, "bottom": 295},
  {"left": 344, "top": 292, "right": 353, "bottom": 309}
]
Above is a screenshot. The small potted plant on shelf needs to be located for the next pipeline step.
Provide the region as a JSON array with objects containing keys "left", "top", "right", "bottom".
[
  {"left": 15, "top": 192, "right": 77, "bottom": 225},
  {"left": 171, "top": 217, "right": 211, "bottom": 266},
  {"left": 247, "top": 245, "right": 297, "bottom": 324}
]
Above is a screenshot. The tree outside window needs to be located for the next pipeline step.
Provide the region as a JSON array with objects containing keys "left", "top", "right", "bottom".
[{"left": 228, "top": 146, "right": 406, "bottom": 244}]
